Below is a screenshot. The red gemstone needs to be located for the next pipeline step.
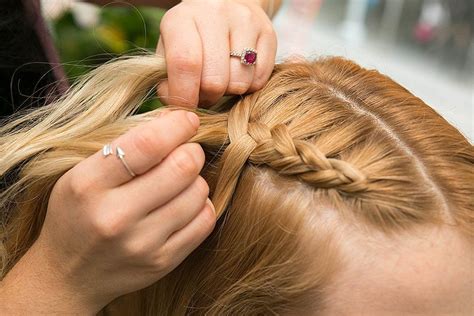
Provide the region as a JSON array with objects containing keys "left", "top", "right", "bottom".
[{"left": 244, "top": 51, "right": 257, "bottom": 64}]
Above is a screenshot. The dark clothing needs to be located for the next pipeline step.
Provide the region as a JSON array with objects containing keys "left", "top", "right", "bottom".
[{"left": 0, "top": 0, "right": 67, "bottom": 117}]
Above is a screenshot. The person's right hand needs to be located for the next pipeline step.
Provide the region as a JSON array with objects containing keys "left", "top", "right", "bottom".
[{"left": 2, "top": 110, "right": 216, "bottom": 313}]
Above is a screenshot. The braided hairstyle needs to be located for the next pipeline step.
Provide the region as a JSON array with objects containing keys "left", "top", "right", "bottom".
[
  {"left": 132, "top": 57, "right": 472, "bottom": 314},
  {"left": 192, "top": 57, "right": 472, "bottom": 231},
  {"left": 0, "top": 54, "right": 472, "bottom": 314},
  {"left": 162, "top": 57, "right": 472, "bottom": 314}
]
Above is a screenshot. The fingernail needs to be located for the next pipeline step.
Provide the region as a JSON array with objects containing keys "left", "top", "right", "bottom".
[
  {"left": 206, "top": 198, "right": 216, "bottom": 215},
  {"left": 186, "top": 112, "right": 200, "bottom": 129}
]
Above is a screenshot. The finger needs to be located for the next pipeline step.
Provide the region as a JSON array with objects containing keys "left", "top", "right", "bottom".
[
  {"left": 248, "top": 26, "right": 277, "bottom": 92},
  {"left": 160, "top": 14, "right": 202, "bottom": 108},
  {"left": 156, "top": 37, "right": 170, "bottom": 105},
  {"left": 77, "top": 110, "right": 200, "bottom": 189},
  {"left": 196, "top": 18, "right": 230, "bottom": 107},
  {"left": 226, "top": 11, "right": 259, "bottom": 95},
  {"left": 156, "top": 35, "right": 165, "bottom": 57},
  {"left": 157, "top": 80, "right": 170, "bottom": 106},
  {"left": 111, "top": 143, "right": 205, "bottom": 216},
  {"left": 137, "top": 178, "right": 209, "bottom": 241},
  {"left": 162, "top": 201, "right": 216, "bottom": 264}
]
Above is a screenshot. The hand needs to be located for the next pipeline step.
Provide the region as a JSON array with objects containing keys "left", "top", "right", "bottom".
[
  {"left": 156, "top": 0, "right": 278, "bottom": 107},
  {"left": 0, "top": 110, "right": 216, "bottom": 313}
]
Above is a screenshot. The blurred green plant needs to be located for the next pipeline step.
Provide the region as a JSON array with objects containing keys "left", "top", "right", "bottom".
[
  {"left": 52, "top": 6, "right": 165, "bottom": 110},
  {"left": 53, "top": 6, "right": 164, "bottom": 79}
]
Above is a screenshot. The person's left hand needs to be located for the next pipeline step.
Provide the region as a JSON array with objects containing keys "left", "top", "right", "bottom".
[{"left": 156, "top": 0, "right": 277, "bottom": 108}]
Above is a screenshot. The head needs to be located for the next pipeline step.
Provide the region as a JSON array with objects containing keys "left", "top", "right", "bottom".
[{"left": 0, "top": 55, "right": 473, "bottom": 314}]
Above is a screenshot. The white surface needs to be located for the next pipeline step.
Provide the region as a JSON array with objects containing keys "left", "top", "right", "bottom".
[{"left": 273, "top": 3, "right": 473, "bottom": 141}]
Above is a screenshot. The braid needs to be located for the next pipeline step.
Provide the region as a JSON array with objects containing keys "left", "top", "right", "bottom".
[
  {"left": 197, "top": 57, "right": 468, "bottom": 230},
  {"left": 209, "top": 96, "right": 369, "bottom": 217},
  {"left": 209, "top": 98, "right": 258, "bottom": 217},
  {"left": 246, "top": 123, "right": 368, "bottom": 193}
]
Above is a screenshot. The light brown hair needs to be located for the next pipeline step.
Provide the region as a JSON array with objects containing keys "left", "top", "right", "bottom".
[{"left": 0, "top": 54, "right": 472, "bottom": 314}]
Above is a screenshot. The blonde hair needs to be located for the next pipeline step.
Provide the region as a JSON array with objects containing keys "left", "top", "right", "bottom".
[{"left": 0, "top": 54, "right": 473, "bottom": 314}]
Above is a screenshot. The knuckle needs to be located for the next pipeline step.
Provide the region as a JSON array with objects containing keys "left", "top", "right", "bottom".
[
  {"left": 237, "top": 4, "right": 254, "bottom": 21},
  {"left": 227, "top": 81, "right": 250, "bottom": 95},
  {"left": 152, "top": 248, "right": 173, "bottom": 271},
  {"left": 200, "top": 78, "right": 227, "bottom": 96},
  {"left": 170, "top": 145, "right": 202, "bottom": 178},
  {"left": 252, "top": 70, "right": 271, "bottom": 91},
  {"left": 170, "top": 55, "right": 201, "bottom": 74},
  {"left": 133, "top": 130, "right": 157, "bottom": 159},
  {"left": 215, "top": 1, "right": 227, "bottom": 13},
  {"left": 123, "top": 240, "right": 148, "bottom": 259},
  {"left": 250, "top": 77, "right": 267, "bottom": 91},
  {"left": 261, "top": 24, "right": 277, "bottom": 38},
  {"left": 91, "top": 213, "right": 126, "bottom": 239},
  {"left": 207, "top": 1, "right": 226, "bottom": 14},
  {"left": 67, "top": 169, "right": 96, "bottom": 199},
  {"left": 159, "top": 10, "right": 176, "bottom": 32}
]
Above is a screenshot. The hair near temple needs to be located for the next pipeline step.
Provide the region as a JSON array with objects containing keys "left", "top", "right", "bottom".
[{"left": 0, "top": 54, "right": 472, "bottom": 314}]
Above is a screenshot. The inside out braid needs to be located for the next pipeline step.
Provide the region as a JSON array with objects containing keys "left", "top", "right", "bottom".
[
  {"left": 246, "top": 123, "right": 368, "bottom": 192},
  {"left": 204, "top": 58, "right": 465, "bottom": 228},
  {"left": 210, "top": 95, "right": 368, "bottom": 217}
]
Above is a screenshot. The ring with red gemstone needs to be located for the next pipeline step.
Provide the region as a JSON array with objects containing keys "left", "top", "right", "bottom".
[{"left": 230, "top": 48, "right": 257, "bottom": 66}]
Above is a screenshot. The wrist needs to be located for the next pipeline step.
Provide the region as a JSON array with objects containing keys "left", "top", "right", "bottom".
[
  {"left": 231, "top": 0, "right": 281, "bottom": 18},
  {"left": 0, "top": 243, "right": 104, "bottom": 315}
]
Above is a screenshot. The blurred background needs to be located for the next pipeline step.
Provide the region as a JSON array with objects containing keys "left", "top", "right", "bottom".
[{"left": 43, "top": 0, "right": 473, "bottom": 139}]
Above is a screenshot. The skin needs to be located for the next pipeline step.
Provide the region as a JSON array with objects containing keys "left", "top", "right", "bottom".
[
  {"left": 0, "top": 0, "right": 281, "bottom": 313},
  {"left": 0, "top": 111, "right": 216, "bottom": 314},
  {"left": 155, "top": 0, "right": 279, "bottom": 107},
  {"left": 89, "top": 0, "right": 281, "bottom": 107},
  {"left": 320, "top": 222, "right": 474, "bottom": 315}
]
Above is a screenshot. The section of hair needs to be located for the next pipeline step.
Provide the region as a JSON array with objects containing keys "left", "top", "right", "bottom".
[{"left": 0, "top": 54, "right": 472, "bottom": 314}]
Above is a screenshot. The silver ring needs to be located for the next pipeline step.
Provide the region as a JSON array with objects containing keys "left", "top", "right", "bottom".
[
  {"left": 102, "top": 143, "right": 114, "bottom": 157},
  {"left": 102, "top": 144, "right": 136, "bottom": 178},
  {"left": 230, "top": 48, "right": 257, "bottom": 65}
]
